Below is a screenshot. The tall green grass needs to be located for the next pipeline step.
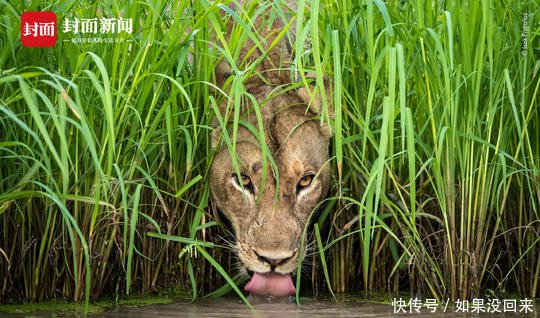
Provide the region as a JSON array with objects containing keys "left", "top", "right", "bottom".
[{"left": 0, "top": 0, "right": 538, "bottom": 306}]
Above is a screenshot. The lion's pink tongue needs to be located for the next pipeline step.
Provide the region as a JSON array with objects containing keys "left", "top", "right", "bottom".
[{"left": 245, "top": 272, "right": 295, "bottom": 296}]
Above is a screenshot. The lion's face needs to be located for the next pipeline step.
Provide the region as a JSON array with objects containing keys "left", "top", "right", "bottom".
[{"left": 209, "top": 90, "right": 330, "bottom": 294}]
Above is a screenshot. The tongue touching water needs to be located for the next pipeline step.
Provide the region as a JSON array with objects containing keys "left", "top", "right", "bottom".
[{"left": 244, "top": 273, "right": 296, "bottom": 296}]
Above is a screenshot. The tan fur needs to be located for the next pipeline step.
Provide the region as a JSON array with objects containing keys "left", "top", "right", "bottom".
[{"left": 209, "top": 1, "right": 331, "bottom": 275}]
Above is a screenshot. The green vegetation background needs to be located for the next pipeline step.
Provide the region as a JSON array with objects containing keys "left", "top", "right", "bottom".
[{"left": 0, "top": 0, "right": 538, "bottom": 307}]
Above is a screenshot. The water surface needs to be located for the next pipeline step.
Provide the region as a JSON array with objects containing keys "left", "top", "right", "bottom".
[
  {"left": 92, "top": 297, "right": 540, "bottom": 318},
  {"left": 95, "top": 298, "right": 391, "bottom": 318},
  {"left": 2, "top": 297, "right": 538, "bottom": 317}
]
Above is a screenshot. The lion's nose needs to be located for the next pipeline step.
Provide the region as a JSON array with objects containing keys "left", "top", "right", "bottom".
[{"left": 254, "top": 250, "right": 296, "bottom": 268}]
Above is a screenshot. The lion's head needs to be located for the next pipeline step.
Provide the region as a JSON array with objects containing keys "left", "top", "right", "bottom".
[{"left": 209, "top": 87, "right": 331, "bottom": 296}]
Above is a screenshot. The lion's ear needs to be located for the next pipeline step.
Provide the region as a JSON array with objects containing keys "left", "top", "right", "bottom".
[
  {"left": 210, "top": 125, "right": 222, "bottom": 150},
  {"left": 296, "top": 74, "right": 333, "bottom": 117},
  {"left": 296, "top": 75, "right": 333, "bottom": 137},
  {"left": 209, "top": 59, "right": 233, "bottom": 151}
]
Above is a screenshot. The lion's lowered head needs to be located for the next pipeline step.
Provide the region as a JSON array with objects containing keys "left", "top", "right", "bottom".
[{"left": 209, "top": 85, "right": 331, "bottom": 296}]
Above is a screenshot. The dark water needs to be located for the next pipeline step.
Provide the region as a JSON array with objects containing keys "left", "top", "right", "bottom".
[
  {"left": 1, "top": 297, "right": 538, "bottom": 317},
  {"left": 95, "top": 299, "right": 391, "bottom": 318},
  {"left": 92, "top": 299, "right": 538, "bottom": 318}
]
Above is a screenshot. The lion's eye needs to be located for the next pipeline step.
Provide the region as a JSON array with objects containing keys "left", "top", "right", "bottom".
[
  {"left": 234, "top": 173, "right": 254, "bottom": 192},
  {"left": 241, "top": 174, "right": 252, "bottom": 187},
  {"left": 297, "top": 174, "right": 314, "bottom": 191}
]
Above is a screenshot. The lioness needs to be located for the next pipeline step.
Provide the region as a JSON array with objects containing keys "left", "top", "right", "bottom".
[{"left": 209, "top": 1, "right": 331, "bottom": 297}]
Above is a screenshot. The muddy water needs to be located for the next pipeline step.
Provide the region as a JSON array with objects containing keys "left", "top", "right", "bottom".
[
  {"left": 94, "top": 299, "right": 538, "bottom": 318},
  {"left": 94, "top": 298, "right": 391, "bottom": 318},
  {"left": 2, "top": 297, "right": 538, "bottom": 317}
]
